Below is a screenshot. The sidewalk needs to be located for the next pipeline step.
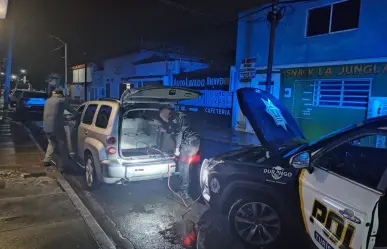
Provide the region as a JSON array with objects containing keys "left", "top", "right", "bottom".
[{"left": 0, "top": 118, "right": 110, "bottom": 249}]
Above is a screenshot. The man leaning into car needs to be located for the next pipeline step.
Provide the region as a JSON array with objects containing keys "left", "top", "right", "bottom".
[
  {"left": 159, "top": 106, "right": 200, "bottom": 200},
  {"left": 43, "top": 87, "right": 76, "bottom": 172}
]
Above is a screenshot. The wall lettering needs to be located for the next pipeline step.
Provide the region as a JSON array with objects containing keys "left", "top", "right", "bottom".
[{"left": 283, "top": 63, "right": 387, "bottom": 77}]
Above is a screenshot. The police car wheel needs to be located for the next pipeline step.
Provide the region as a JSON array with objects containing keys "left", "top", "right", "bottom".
[
  {"left": 83, "top": 154, "right": 100, "bottom": 190},
  {"left": 228, "top": 195, "right": 283, "bottom": 248}
]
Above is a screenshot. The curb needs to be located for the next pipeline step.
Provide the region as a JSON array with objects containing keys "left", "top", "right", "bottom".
[{"left": 13, "top": 121, "right": 116, "bottom": 249}]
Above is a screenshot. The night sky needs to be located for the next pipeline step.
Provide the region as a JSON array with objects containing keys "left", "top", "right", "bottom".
[{"left": 1, "top": 0, "right": 268, "bottom": 86}]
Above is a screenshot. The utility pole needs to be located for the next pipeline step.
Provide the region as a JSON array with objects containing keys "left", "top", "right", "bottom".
[
  {"left": 49, "top": 35, "right": 68, "bottom": 96},
  {"left": 84, "top": 52, "right": 88, "bottom": 101},
  {"left": 265, "top": 0, "right": 282, "bottom": 93},
  {"left": 64, "top": 43, "right": 68, "bottom": 96},
  {"left": 4, "top": 20, "right": 14, "bottom": 109}
]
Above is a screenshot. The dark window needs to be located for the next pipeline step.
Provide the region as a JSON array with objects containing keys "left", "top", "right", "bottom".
[
  {"left": 314, "top": 133, "right": 387, "bottom": 190},
  {"left": 331, "top": 0, "right": 361, "bottom": 32},
  {"left": 306, "top": 0, "right": 361, "bottom": 37},
  {"left": 22, "top": 91, "right": 48, "bottom": 98},
  {"left": 82, "top": 104, "right": 98, "bottom": 125},
  {"left": 307, "top": 5, "right": 331, "bottom": 37},
  {"left": 77, "top": 105, "right": 85, "bottom": 114},
  {"left": 95, "top": 105, "right": 112, "bottom": 129},
  {"left": 13, "top": 90, "right": 22, "bottom": 98}
]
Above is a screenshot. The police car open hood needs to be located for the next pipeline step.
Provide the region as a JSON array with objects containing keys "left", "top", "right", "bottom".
[
  {"left": 120, "top": 87, "right": 201, "bottom": 106},
  {"left": 237, "top": 88, "right": 306, "bottom": 152}
]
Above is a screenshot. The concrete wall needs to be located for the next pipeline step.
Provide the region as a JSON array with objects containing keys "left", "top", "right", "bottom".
[
  {"left": 103, "top": 51, "right": 155, "bottom": 97},
  {"left": 236, "top": 0, "right": 387, "bottom": 68},
  {"left": 279, "top": 62, "right": 387, "bottom": 140},
  {"left": 103, "top": 51, "right": 208, "bottom": 98}
]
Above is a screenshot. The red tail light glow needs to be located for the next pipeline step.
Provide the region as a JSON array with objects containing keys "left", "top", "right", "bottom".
[
  {"left": 107, "top": 147, "right": 116, "bottom": 154},
  {"left": 180, "top": 154, "right": 200, "bottom": 165},
  {"left": 106, "top": 136, "right": 116, "bottom": 145}
]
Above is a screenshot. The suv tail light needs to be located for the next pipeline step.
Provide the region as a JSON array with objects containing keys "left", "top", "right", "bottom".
[
  {"left": 107, "top": 147, "right": 116, "bottom": 155},
  {"left": 106, "top": 136, "right": 116, "bottom": 145}
]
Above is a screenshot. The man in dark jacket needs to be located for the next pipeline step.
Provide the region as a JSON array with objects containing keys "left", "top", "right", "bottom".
[
  {"left": 43, "top": 87, "right": 75, "bottom": 171},
  {"left": 159, "top": 107, "right": 200, "bottom": 199}
]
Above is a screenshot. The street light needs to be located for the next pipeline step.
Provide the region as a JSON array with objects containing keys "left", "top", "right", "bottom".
[
  {"left": 20, "top": 69, "right": 26, "bottom": 74},
  {"left": 49, "top": 34, "right": 68, "bottom": 96},
  {"left": 11, "top": 74, "right": 16, "bottom": 79}
]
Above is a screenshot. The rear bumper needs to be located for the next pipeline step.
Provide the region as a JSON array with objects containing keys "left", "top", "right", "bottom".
[{"left": 100, "top": 159, "right": 178, "bottom": 184}]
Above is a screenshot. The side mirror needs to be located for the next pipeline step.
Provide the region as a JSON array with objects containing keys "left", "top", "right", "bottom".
[{"left": 290, "top": 151, "right": 314, "bottom": 173}]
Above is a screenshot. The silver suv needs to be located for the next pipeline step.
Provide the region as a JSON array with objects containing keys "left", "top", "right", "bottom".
[{"left": 66, "top": 87, "right": 201, "bottom": 190}]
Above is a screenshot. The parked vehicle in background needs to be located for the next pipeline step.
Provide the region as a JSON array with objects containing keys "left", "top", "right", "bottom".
[
  {"left": 200, "top": 88, "right": 387, "bottom": 249},
  {"left": 64, "top": 87, "right": 202, "bottom": 190},
  {"left": 8, "top": 89, "right": 47, "bottom": 113},
  {"left": 8, "top": 89, "right": 23, "bottom": 109}
]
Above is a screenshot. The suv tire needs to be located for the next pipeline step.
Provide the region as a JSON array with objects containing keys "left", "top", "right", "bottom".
[
  {"left": 228, "top": 193, "right": 285, "bottom": 249},
  {"left": 84, "top": 154, "right": 100, "bottom": 190}
]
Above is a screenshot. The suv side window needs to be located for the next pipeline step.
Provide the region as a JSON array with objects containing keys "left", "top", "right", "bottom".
[
  {"left": 82, "top": 104, "right": 98, "bottom": 125},
  {"left": 314, "top": 133, "right": 387, "bottom": 190},
  {"left": 95, "top": 105, "right": 112, "bottom": 129},
  {"left": 77, "top": 105, "right": 86, "bottom": 114}
]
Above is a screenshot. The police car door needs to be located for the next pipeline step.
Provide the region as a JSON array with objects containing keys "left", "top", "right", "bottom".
[{"left": 299, "top": 135, "right": 384, "bottom": 249}]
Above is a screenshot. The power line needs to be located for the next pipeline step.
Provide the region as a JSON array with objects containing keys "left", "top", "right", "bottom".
[
  {"left": 147, "top": 0, "right": 317, "bottom": 56},
  {"left": 156, "top": 0, "right": 213, "bottom": 18}
]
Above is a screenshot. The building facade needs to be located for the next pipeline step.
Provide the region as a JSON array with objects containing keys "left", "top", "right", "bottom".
[
  {"left": 172, "top": 69, "right": 233, "bottom": 129},
  {"left": 233, "top": 0, "right": 387, "bottom": 140},
  {"left": 101, "top": 49, "right": 208, "bottom": 99}
]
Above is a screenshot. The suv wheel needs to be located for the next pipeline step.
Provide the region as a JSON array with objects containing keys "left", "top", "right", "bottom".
[
  {"left": 84, "top": 154, "right": 100, "bottom": 190},
  {"left": 228, "top": 195, "right": 283, "bottom": 248}
]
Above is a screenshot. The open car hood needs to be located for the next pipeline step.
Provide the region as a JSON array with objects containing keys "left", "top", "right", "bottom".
[
  {"left": 237, "top": 88, "right": 306, "bottom": 152},
  {"left": 120, "top": 87, "right": 201, "bottom": 105}
]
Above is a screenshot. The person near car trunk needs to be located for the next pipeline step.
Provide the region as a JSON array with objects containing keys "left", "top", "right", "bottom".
[
  {"left": 43, "top": 87, "right": 75, "bottom": 171},
  {"left": 159, "top": 107, "right": 200, "bottom": 200}
]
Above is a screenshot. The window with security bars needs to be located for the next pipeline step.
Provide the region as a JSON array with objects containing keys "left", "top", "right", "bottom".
[{"left": 313, "top": 79, "right": 371, "bottom": 109}]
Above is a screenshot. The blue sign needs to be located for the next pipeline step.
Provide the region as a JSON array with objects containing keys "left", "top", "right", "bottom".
[{"left": 178, "top": 90, "right": 232, "bottom": 109}]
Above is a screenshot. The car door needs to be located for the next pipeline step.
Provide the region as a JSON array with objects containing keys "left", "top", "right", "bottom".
[
  {"left": 70, "top": 104, "right": 86, "bottom": 155},
  {"left": 299, "top": 133, "right": 386, "bottom": 249},
  {"left": 78, "top": 103, "right": 98, "bottom": 160}
]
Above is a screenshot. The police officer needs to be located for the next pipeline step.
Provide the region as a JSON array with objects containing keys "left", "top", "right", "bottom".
[
  {"left": 159, "top": 107, "right": 200, "bottom": 199},
  {"left": 43, "top": 87, "right": 75, "bottom": 171}
]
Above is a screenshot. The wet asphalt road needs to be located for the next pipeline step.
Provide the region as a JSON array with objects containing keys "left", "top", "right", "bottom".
[{"left": 18, "top": 111, "right": 246, "bottom": 249}]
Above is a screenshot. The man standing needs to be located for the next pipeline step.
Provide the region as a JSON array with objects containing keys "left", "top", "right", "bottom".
[
  {"left": 43, "top": 87, "right": 75, "bottom": 171},
  {"left": 159, "top": 107, "right": 200, "bottom": 199}
]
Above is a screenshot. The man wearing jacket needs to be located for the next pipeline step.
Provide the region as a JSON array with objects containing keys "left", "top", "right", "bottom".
[
  {"left": 159, "top": 107, "right": 200, "bottom": 199},
  {"left": 43, "top": 87, "right": 75, "bottom": 171}
]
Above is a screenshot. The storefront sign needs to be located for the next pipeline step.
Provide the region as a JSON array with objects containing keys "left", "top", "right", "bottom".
[
  {"left": 175, "top": 104, "right": 232, "bottom": 128},
  {"left": 283, "top": 63, "right": 387, "bottom": 77},
  {"left": 178, "top": 90, "right": 232, "bottom": 109},
  {"left": 173, "top": 77, "right": 228, "bottom": 89},
  {"left": 239, "top": 58, "right": 257, "bottom": 81}
]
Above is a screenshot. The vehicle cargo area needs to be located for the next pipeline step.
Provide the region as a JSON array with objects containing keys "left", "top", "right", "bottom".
[{"left": 120, "top": 108, "right": 175, "bottom": 158}]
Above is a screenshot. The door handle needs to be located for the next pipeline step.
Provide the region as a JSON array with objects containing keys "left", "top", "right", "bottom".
[{"left": 84, "top": 130, "right": 88, "bottom": 136}]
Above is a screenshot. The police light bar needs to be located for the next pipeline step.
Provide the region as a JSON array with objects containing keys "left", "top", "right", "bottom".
[{"left": 0, "top": 0, "right": 8, "bottom": 19}]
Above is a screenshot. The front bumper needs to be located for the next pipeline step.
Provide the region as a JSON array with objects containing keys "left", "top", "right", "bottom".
[{"left": 100, "top": 158, "right": 178, "bottom": 184}]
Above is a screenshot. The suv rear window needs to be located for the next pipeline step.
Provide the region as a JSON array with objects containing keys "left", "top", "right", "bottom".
[
  {"left": 82, "top": 104, "right": 98, "bottom": 125},
  {"left": 22, "top": 91, "right": 47, "bottom": 98},
  {"left": 95, "top": 105, "right": 112, "bottom": 129}
]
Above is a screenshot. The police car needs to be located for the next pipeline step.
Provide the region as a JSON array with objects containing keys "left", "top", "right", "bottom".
[{"left": 200, "top": 88, "right": 387, "bottom": 249}]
